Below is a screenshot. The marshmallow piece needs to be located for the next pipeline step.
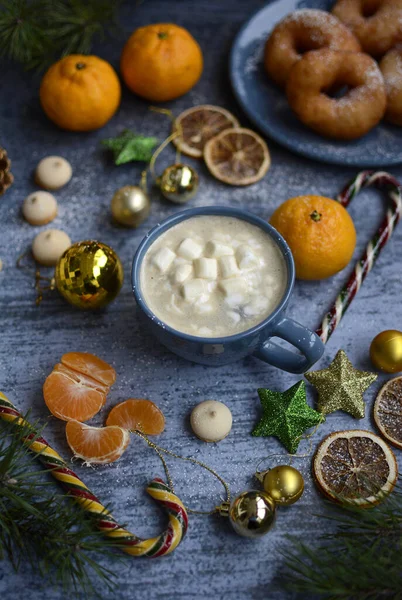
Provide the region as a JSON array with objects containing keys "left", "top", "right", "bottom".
[
  {"left": 228, "top": 310, "right": 241, "bottom": 324},
  {"left": 181, "top": 278, "right": 207, "bottom": 302},
  {"left": 173, "top": 263, "right": 193, "bottom": 284},
  {"left": 219, "top": 255, "right": 239, "bottom": 279},
  {"left": 195, "top": 302, "right": 214, "bottom": 314},
  {"left": 177, "top": 238, "right": 203, "bottom": 260},
  {"left": 243, "top": 295, "right": 271, "bottom": 316},
  {"left": 236, "top": 245, "right": 259, "bottom": 271},
  {"left": 152, "top": 247, "right": 176, "bottom": 273},
  {"left": 219, "top": 277, "right": 247, "bottom": 306},
  {"left": 205, "top": 240, "right": 234, "bottom": 258},
  {"left": 194, "top": 257, "right": 218, "bottom": 280}
]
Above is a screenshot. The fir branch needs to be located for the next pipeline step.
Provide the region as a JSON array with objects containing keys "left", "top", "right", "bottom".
[
  {"left": 0, "top": 417, "right": 124, "bottom": 593},
  {"left": 280, "top": 487, "right": 402, "bottom": 600},
  {"left": 0, "top": 0, "right": 125, "bottom": 70},
  {"left": 102, "top": 129, "right": 158, "bottom": 164}
]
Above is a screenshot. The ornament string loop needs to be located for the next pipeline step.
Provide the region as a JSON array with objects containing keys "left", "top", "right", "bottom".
[
  {"left": 16, "top": 251, "right": 55, "bottom": 305},
  {"left": 134, "top": 429, "right": 231, "bottom": 515}
]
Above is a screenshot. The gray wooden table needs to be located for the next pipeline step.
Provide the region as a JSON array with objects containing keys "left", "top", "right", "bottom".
[{"left": 1, "top": 1, "right": 401, "bottom": 598}]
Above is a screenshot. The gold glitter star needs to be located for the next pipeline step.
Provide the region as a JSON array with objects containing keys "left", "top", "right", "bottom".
[
  {"left": 305, "top": 350, "right": 378, "bottom": 419},
  {"left": 252, "top": 381, "right": 323, "bottom": 454}
]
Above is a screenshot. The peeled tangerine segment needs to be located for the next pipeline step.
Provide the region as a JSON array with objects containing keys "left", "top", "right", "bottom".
[
  {"left": 65, "top": 420, "right": 130, "bottom": 464},
  {"left": 152, "top": 247, "right": 176, "bottom": 273},
  {"left": 194, "top": 257, "right": 218, "bottom": 280},
  {"left": 106, "top": 398, "right": 165, "bottom": 435},
  {"left": 177, "top": 238, "right": 203, "bottom": 260},
  {"left": 61, "top": 352, "right": 116, "bottom": 387},
  {"left": 205, "top": 240, "right": 234, "bottom": 258},
  {"left": 219, "top": 255, "right": 239, "bottom": 278},
  {"left": 43, "top": 352, "right": 115, "bottom": 422}
]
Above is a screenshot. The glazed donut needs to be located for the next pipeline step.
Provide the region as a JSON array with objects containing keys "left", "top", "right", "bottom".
[
  {"left": 264, "top": 9, "right": 361, "bottom": 88},
  {"left": 332, "top": 0, "right": 402, "bottom": 57},
  {"left": 286, "top": 49, "right": 386, "bottom": 140},
  {"left": 380, "top": 47, "right": 402, "bottom": 125}
]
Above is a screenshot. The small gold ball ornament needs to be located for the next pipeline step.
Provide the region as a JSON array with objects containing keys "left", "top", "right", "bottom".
[
  {"left": 370, "top": 330, "right": 402, "bottom": 373},
  {"left": 55, "top": 240, "right": 123, "bottom": 310},
  {"left": 262, "top": 465, "right": 304, "bottom": 506},
  {"left": 158, "top": 164, "right": 198, "bottom": 204},
  {"left": 111, "top": 185, "right": 150, "bottom": 227},
  {"left": 228, "top": 490, "right": 276, "bottom": 538}
]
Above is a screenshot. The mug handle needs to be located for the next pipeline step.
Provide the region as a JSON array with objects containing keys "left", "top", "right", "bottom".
[{"left": 253, "top": 317, "right": 325, "bottom": 374}]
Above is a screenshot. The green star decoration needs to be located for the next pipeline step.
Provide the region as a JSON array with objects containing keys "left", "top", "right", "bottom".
[
  {"left": 102, "top": 130, "right": 158, "bottom": 165},
  {"left": 305, "top": 349, "right": 378, "bottom": 419},
  {"left": 252, "top": 381, "right": 323, "bottom": 454}
]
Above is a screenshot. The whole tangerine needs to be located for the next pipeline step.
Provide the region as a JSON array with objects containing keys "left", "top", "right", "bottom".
[
  {"left": 270, "top": 195, "right": 356, "bottom": 280},
  {"left": 120, "top": 23, "right": 203, "bottom": 102},
  {"left": 40, "top": 55, "right": 121, "bottom": 131}
]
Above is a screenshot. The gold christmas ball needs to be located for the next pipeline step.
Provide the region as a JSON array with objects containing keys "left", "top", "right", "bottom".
[
  {"left": 111, "top": 185, "right": 150, "bottom": 227},
  {"left": 55, "top": 240, "right": 124, "bottom": 310},
  {"left": 262, "top": 465, "right": 304, "bottom": 506},
  {"left": 370, "top": 330, "right": 402, "bottom": 373},
  {"left": 228, "top": 490, "right": 276, "bottom": 538},
  {"left": 158, "top": 164, "right": 198, "bottom": 204}
]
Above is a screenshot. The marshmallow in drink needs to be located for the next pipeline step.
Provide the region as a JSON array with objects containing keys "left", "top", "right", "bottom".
[
  {"left": 219, "top": 255, "right": 239, "bottom": 278},
  {"left": 173, "top": 263, "right": 193, "bottom": 283},
  {"left": 219, "top": 277, "right": 247, "bottom": 306},
  {"left": 236, "top": 245, "right": 259, "bottom": 270},
  {"left": 194, "top": 257, "right": 218, "bottom": 280},
  {"left": 181, "top": 278, "right": 207, "bottom": 302},
  {"left": 205, "top": 240, "right": 234, "bottom": 258},
  {"left": 152, "top": 247, "right": 176, "bottom": 272},
  {"left": 177, "top": 238, "right": 203, "bottom": 260}
]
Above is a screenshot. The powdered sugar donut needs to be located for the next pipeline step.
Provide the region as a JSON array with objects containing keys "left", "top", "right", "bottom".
[
  {"left": 380, "top": 47, "right": 402, "bottom": 125},
  {"left": 264, "top": 9, "right": 361, "bottom": 88},
  {"left": 332, "top": 0, "right": 402, "bottom": 57},
  {"left": 286, "top": 49, "right": 386, "bottom": 140}
]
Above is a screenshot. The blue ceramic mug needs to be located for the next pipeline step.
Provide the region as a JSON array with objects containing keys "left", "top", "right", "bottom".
[{"left": 132, "top": 207, "right": 324, "bottom": 373}]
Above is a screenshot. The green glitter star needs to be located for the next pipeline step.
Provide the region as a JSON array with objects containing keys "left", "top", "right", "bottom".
[
  {"left": 252, "top": 381, "right": 323, "bottom": 454},
  {"left": 305, "top": 349, "right": 378, "bottom": 419}
]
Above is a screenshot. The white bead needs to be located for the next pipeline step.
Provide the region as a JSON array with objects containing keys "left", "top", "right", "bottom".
[
  {"left": 205, "top": 240, "right": 234, "bottom": 258},
  {"left": 236, "top": 245, "right": 259, "bottom": 270},
  {"left": 219, "top": 255, "right": 239, "bottom": 278},
  {"left": 173, "top": 263, "right": 193, "bottom": 283},
  {"left": 22, "top": 191, "right": 58, "bottom": 226},
  {"left": 194, "top": 257, "right": 218, "bottom": 280},
  {"left": 219, "top": 278, "right": 247, "bottom": 306},
  {"left": 35, "top": 156, "right": 72, "bottom": 190},
  {"left": 181, "top": 278, "right": 207, "bottom": 302},
  {"left": 32, "top": 229, "right": 71, "bottom": 266},
  {"left": 177, "top": 238, "right": 203, "bottom": 260},
  {"left": 152, "top": 247, "right": 176, "bottom": 273}
]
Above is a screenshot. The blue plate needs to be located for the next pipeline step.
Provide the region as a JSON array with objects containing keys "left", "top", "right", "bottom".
[{"left": 230, "top": 0, "right": 402, "bottom": 167}]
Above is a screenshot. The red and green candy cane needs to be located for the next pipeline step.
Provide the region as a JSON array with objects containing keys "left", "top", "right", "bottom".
[
  {"left": 316, "top": 170, "right": 402, "bottom": 344},
  {"left": 0, "top": 391, "right": 188, "bottom": 558}
]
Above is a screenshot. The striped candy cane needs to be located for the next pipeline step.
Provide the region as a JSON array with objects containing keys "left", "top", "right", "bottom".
[
  {"left": 317, "top": 171, "right": 402, "bottom": 344},
  {"left": 0, "top": 392, "right": 188, "bottom": 558}
]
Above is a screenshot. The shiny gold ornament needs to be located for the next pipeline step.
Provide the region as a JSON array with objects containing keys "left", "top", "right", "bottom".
[
  {"left": 111, "top": 185, "right": 150, "bottom": 228},
  {"left": 158, "top": 164, "right": 198, "bottom": 204},
  {"left": 55, "top": 241, "right": 123, "bottom": 310},
  {"left": 260, "top": 465, "right": 304, "bottom": 506},
  {"left": 227, "top": 490, "right": 276, "bottom": 538},
  {"left": 370, "top": 330, "right": 402, "bottom": 373}
]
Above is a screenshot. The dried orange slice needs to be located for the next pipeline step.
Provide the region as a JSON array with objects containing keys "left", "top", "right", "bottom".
[
  {"left": 43, "top": 352, "right": 116, "bottom": 422},
  {"left": 374, "top": 376, "right": 402, "bottom": 449},
  {"left": 66, "top": 420, "right": 130, "bottom": 464},
  {"left": 313, "top": 430, "right": 398, "bottom": 508},
  {"left": 173, "top": 105, "right": 239, "bottom": 158},
  {"left": 106, "top": 398, "right": 165, "bottom": 435},
  {"left": 204, "top": 127, "right": 270, "bottom": 186}
]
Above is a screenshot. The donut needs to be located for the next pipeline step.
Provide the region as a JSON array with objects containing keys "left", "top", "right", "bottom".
[
  {"left": 332, "top": 0, "right": 402, "bottom": 57},
  {"left": 380, "top": 47, "right": 402, "bottom": 125},
  {"left": 264, "top": 9, "right": 361, "bottom": 88},
  {"left": 286, "top": 49, "right": 386, "bottom": 140}
]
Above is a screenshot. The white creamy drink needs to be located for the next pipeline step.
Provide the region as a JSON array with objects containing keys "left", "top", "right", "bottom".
[{"left": 140, "top": 216, "right": 287, "bottom": 337}]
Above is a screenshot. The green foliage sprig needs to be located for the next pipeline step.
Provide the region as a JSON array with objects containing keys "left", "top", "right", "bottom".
[
  {"left": 0, "top": 416, "right": 123, "bottom": 593},
  {"left": 281, "top": 488, "right": 402, "bottom": 599},
  {"left": 0, "top": 0, "right": 125, "bottom": 70},
  {"left": 102, "top": 129, "right": 158, "bottom": 165}
]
